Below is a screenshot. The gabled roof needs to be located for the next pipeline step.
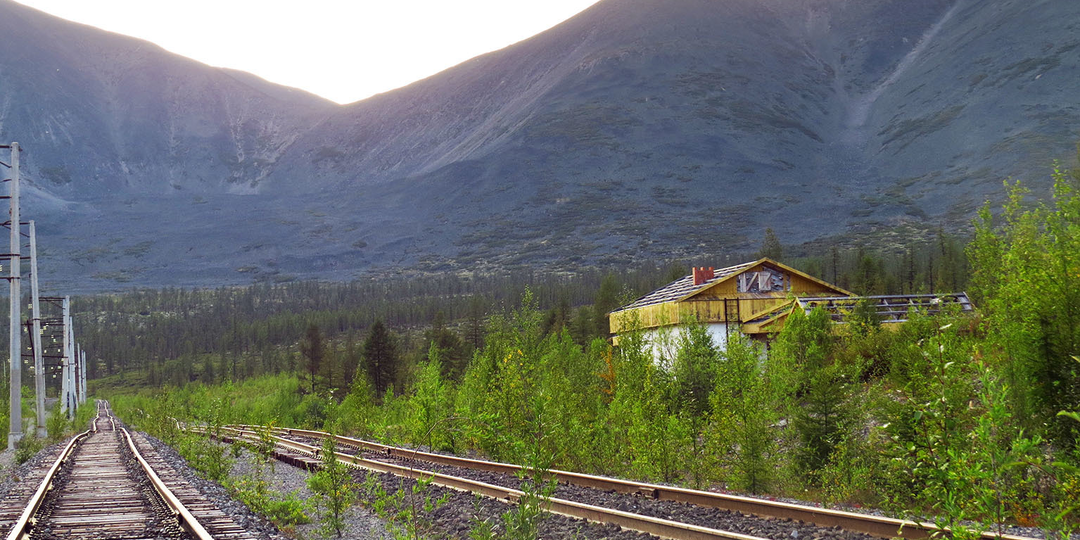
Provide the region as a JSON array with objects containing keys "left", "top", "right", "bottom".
[
  {"left": 613, "top": 258, "right": 853, "bottom": 312},
  {"left": 614, "top": 261, "right": 756, "bottom": 312}
]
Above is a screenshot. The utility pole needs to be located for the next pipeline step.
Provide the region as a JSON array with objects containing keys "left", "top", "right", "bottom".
[
  {"left": 68, "top": 330, "right": 77, "bottom": 416},
  {"left": 79, "top": 348, "right": 87, "bottom": 404},
  {"left": 4, "top": 142, "right": 21, "bottom": 449},
  {"left": 29, "top": 221, "right": 45, "bottom": 437},
  {"left": 74, "top": 343, "right": 82, "bottom": 404},
  {"left": 61, "top": 296, "right": 72, "bottom": 419},
  {"left": 66, "top": 302, "right": 76, "bottom": 419}
]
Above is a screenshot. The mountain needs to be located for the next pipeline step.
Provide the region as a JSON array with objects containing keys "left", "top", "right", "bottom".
[{"left": 0, "top": 0, "right": 1076, "bottom": 291}]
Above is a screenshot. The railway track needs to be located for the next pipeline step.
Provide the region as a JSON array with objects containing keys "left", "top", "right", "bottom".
[
  {"left": 217, "top": 425, "right": 771, "bottom": 540},
  {"left": 222, "top": 424, "right": 1039, "bottom": 540},
  {"left": 1, "top": 402, "right": 259, "bottom": 540}
]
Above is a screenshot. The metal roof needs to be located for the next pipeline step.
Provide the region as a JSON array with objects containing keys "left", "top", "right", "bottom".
[
  {"left": 614, "top": 261, "right": 756, "bottom": 312},
  {"left": 797, "top": 293, "right": 974, "bottom": 323}
]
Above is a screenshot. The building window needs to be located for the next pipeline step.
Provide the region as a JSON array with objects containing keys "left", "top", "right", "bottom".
[{"left": 737, "top": 269, "right": 788, "bottom": 293}]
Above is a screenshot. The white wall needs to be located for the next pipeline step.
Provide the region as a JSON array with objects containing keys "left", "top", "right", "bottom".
[{"left": 639, "top": 323, "right": 731, "bottom": 366}]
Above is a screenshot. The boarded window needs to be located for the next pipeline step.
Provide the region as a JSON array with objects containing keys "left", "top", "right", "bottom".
[{"left": 737, "top": 269, "right": 788, "bottom": 293}]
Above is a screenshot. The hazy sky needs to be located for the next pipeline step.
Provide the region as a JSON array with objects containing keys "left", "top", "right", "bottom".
[{"left": 14, "top": 0, "right": 603, "bottom": 104}]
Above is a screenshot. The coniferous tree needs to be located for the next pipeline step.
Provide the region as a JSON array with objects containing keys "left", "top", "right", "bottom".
[
  {"left": 425, "top": 315, "right": 468, "bottom": 382},
  {"left": 300, "top": 323, "right": 324, "bottom": 395},
  {"left": 672, "top": 318, "right": 718, "bottom": 416},
  {"left": 465, "top": 296, "right": 486, "bottom": 351},
  {"left": 363, "top": 319, "right": 397, "bottom": 396},
  {"left": 773, "top": 307, "right": 851, "bottom": 476},
  {"left": 969, "top": 172, "right": 1080, "bottom": 448},
  {"left": 201, "top": 354, "right": 215, "bottom": 383},
  {"left": 758, "top": 227, "right": 783, "bottom": 260},
  {"left": 593, "top": 274, "right": 621, "bottom": 338},
  {"left": 342, "top": 334, "right": 360, "bottom": 389}
]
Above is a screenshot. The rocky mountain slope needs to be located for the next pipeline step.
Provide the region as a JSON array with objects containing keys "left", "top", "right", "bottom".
[{"left": 0, "top": 0, "right": 1076, "bottom": 291}]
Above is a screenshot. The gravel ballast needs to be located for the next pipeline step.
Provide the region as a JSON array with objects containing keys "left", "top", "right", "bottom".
[
  {"left": 287, "top": 433, "right": 1076, "bottom": 540},
  {"left": 137, "top": 433, "right": 294, "bottom": 540},
  {"left": 351, "top": 466, "right": 655, "bottom": 540},
  {"left": 227, "top": 446, "right": 392, "bottom": 540},
  {"left": 363, "top": 453, "right": 874, "bottom": 540}
]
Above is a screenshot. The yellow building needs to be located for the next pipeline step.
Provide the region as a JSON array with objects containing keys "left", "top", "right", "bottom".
[{"left": 608, "top": 258, "right": 973, "bottom": 354}]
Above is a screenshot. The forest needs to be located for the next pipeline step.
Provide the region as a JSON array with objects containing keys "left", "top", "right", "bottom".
[
  {"left": 70, "top": 219, "right": 969, "bottom": 392},
  {"left": 8, "top": 169, "right": 1079, "bottom": 538}
]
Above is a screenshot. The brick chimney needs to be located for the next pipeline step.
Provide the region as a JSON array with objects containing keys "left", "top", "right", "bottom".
[{"left": 692, "top": 266, "right": 715, "bottom": 286}]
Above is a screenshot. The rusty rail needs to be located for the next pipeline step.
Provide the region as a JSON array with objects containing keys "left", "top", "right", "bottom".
[
  {"left": 220, "top": 427, "right": 771, "bottom": 540},
  {"left": 5, "top": 402, "right": 215, "bottom": 540},
  {"left": 4, "top": 429, "right": 91, "bottom": 540},
  {"left": 228, "top": 424, "right": 1039, "bottom": 540},
  {"left": 122, "top": 427, "right": 214, "bottom": 539}
]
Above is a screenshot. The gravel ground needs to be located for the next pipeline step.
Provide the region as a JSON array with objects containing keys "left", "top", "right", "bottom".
[
  {"left": 352, "top": 466, "right": 655, "bottom": 540},
  {"left": 29, "top": 429, "right": 187, "bottom": 539},
  {"left": 0, "top": 442, "right": 65, "bottom": 501},
  {"left": 364, "top": 453, "right": 873, "bottom": 540},
  {"left": 228, "top": 446, "right": 392, "bottom": 540},
  {"left": 293, "top": 435, "right": 1074, "bottom": 540},
  {"left": 136, "top": 433, "right": 294, "bottom": 540},
  {"left": 0, "top": 441, "right": 68, "bottom": 538}
]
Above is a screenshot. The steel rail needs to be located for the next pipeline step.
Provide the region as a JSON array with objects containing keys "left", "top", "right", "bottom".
[
  {"left": 4, "top": 404, "right": 111, "bottom": 540},
  {"left": 4, "top": 429, "right": 91, "bottom": 540},
  {"left": 229, "top": 424, "right": 1039, "bottom": 540},
  {"left": 7, "top": 404, "right": 214, "bottom": 540},
  {"left": 122, "top": 427, "right": 215, "bottom": 540},
  {"left": 223, "top": 428, "right": 770, "bottom": 540}
]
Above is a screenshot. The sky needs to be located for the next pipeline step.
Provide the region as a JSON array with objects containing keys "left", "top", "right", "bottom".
[{"left": 13, "top": 0, "right": 604, "bottom": 105}]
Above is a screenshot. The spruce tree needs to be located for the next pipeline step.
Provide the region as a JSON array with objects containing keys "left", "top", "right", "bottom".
[
  {"left": 300, "top": 323, "right": 323, "bottom": 395},
  {"left": 362, "top": 319, "right": 397, "bottom": 396},
  {"left": 758, "top": 228, "right": 783, "bottom": 260}
]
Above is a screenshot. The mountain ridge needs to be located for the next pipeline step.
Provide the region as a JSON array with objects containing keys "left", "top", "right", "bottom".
[{"left": 0, "top": 0, "right": 1077, "bottom": 292}]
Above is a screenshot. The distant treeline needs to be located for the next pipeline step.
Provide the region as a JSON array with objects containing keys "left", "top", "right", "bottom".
[
  {"left": 67, "top": 224, "right": 970, "bottom": 393},
  {"left": 109, "top": 172, "right": 1080, "bottom": 534}
]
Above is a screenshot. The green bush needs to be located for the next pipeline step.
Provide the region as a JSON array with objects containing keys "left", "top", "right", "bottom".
[
  {"left": 229, "top": 473, "right": 310, "bottom": 528},
  {"left": 308, "top": 435, "right": 356, "bottom": 538},
  {"left": 14, "top": 435, "right": 45, "bottom": 465}
]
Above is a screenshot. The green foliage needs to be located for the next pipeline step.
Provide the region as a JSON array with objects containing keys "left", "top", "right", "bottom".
[
  {"left": 331, "top": 376, "right": 378, "bottom": 437},
  {"left": 757, "top": 227, "right": 783, "bottom": 260},
  {"left": 969, "top": 170, "right": 1080, "bottom": 449},
  {"left": 361, "top": 473, "right": 448, "bottom": 540},
  {"left": 301, "top": 324, "right": 325, "bottom": 395},
  {"left": 363, "top": 320, "right": 398, "bottom": 397},
  {"left": 14, "top": 435, "right": 45, "bottom": 465},
  {"left": 405, "top": 344, "right": 455, "bottom": 451},
  {"left": 494, "top": 474, "right": 553, "bottom": 540},
  {"left": 770, "top": 307, "right": 862, "bottom": 479},
  {"left": 470, "top": 389, "right": 556, "bottom": 540},
  {"left": 308, "top": 436, "right": 356, "bottom": 538},
  {"left": 672, "top": 317, "right": 718, "bottom": 417},
  {"left": 879, "top": 318, "right": 987, "bottom": 536},
  {"left": 711, "top": 334, "right": 783, "bottom": 493},
  {"left": 605, "top": 313, "right": 688, "bottom": 483},
  {"left": 425, "top": 312, "right": 471, "bottom": 381},
  {"left": 793, "top": 361, "right": 852, "bottom": 476},
  {"left": 177, "top": 433, "right": 233, "bottom": 484},
  {"left": 229, "top": 471, "right": 310, "bottom": 528},
  {"left": 43, "top": 400, "right": 98, "bottom": 444},
  {"left": 816, "top": 429, "right": 878, "bottom": 507}
]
